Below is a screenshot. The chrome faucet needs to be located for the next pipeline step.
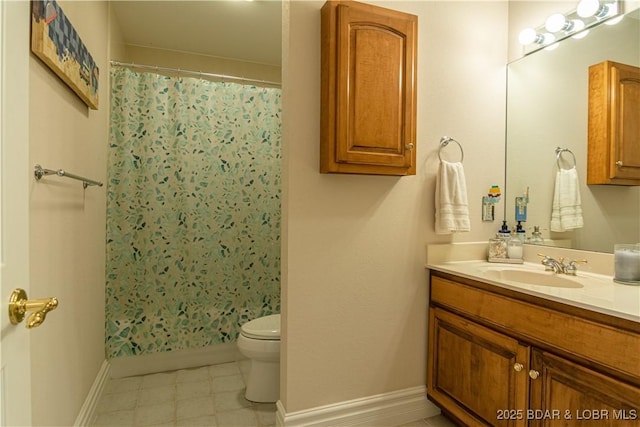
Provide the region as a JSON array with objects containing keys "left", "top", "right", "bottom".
[
  {"left": 538, "top": 254, "right": 587, "bottom": 275},
  {"left": 540, "top": 255, "right": 564, "bottom": 273}
]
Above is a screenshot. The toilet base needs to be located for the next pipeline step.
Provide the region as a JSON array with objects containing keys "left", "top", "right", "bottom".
[{"left": 245, "top": 359, "right": 280, "bottom": 403}]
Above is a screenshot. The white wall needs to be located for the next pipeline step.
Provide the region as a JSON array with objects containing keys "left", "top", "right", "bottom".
[
  {"left": 29, "top": 1, "right": 109, "bottom": 424},
  {"left": 281, "top": 0, "right": 508, "bottom": 413}
]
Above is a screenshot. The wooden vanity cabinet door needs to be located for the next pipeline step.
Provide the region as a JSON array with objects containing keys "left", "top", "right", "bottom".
[
  {"left": 320, "top": 0, "right": 417, "bottom": 175},
  {"left": 428, "top": 308, "right": 530, "bottom": 427},
  {"left": 587, "top": 60, "right": 640, "bottom": 185},
  {"left": 529, "top": 349, "right": 640, "bottom": 427}
]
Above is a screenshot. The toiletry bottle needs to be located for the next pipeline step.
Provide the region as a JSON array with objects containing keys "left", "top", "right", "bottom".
[
  {"left": 507, "top": 238, "right": 523, "bottom": 260},
  {"left": 497, "top": 221, "right": 511, "bottom": 241},
  {"left": 516, "top": 221, "right": 526, "bottom": 243},
  {"left": 530, "top": 226, "right": 544, "bottom": 244}
]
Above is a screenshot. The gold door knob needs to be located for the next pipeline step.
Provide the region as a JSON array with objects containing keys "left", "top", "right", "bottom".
[
  {"left": 529, "top": 369, "right": 540, "bottom": 379},
  {"left": 9, "top": 288, "right": 59, "bottom": 329},
  {"left": 513, "top": 363, "right": 524, "bottom": 372},
  {"left": 406, "top": 143, "right": 414, "bottom": 151},
  {"left": 616, "top": 161, "right": 623, "bottom": 166}
]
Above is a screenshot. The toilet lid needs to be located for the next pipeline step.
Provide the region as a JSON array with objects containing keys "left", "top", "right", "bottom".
[{"left": 241, "top": 314, "right": 280, "bottom": 340}]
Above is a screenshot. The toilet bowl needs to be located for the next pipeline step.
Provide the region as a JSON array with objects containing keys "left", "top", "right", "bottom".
[{"left": 237, "top": 313, "right": 280, "bottom": 403}]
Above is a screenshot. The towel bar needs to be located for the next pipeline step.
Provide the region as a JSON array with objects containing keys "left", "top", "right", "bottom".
[
  {"left": 34, "top": 164, "right": 103, "bottom": 189},
  {"left": 555, "top": 147, "right": 576, "bottom": 170},
  {"left": 438, "top": 136, "right": 464, "bottom": 163}
]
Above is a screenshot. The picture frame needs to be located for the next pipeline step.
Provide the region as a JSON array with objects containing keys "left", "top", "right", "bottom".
[{"left": 31, "top": 0, "right": 99, "bottom": 109}]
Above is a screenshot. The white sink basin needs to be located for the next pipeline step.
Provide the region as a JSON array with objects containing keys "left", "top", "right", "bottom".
[{"left": 481, "top": 268, "right": 584, "bottom": 288}]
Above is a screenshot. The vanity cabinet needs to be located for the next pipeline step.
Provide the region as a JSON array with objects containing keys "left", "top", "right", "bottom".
[
  {"left": 429, "top": 307, "right": 530, "bottom": 427},
  {"left": 587, "top": 60, "right": 640, "bottom": 185},
  {"left": 427, "top": 272, "right": 640, "bottom": 426},
  {"left": 320, "top": 0, "right": 417, "bottom": 176},
  {"left": 529, "top": 350, "right": 640, "bottom": 427}
]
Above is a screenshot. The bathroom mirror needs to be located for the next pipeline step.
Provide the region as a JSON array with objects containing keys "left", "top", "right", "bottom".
[{"left": 505, "top": 6, "right": 640, "bottom": 253}]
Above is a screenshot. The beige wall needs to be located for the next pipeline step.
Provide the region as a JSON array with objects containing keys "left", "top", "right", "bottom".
[
  {"left": 29, "top": 1, "right": 109, "bottom": 425},
  {"left": 280, "top": 0, "right": 508, "bottom": 413}
]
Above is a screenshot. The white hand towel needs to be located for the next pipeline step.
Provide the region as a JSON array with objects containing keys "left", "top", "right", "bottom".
[
  {"left": 550, "top": 167, "right": 583, "bottom": 232},
  {"left": 435, "top": 160, "right": 470, "bottom": 234}
]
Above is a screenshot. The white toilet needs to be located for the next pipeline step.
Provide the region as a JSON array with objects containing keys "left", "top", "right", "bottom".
[{"left": 237, "top": 313, "right": 280, "bottom": 403}]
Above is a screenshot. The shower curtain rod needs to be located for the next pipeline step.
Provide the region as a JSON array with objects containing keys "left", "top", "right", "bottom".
[{"left": 109, "top": 60, "right": 281, "bottom": 87}]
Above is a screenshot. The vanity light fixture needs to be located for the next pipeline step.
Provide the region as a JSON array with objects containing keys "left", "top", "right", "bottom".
[
  {"left": 577, "top": 0, "right": 609, "bottom": 18},
  {"left": 572, "top": 28, "right": 590, "bottom": 39},
  {"left": 604, "top": 15, "right": 625, "bottom": 25},
  {"left": 544, "top": 42, "right": 560, "bottom": 51},
  {"left": 518, "top": 0, "right": 621, "bottom": 55},
  {"left": 518, "top": 28, "right": 555, "bottom": 46},
  {"left": 545, "top": 13, "right": 577, "bottom": 32}
]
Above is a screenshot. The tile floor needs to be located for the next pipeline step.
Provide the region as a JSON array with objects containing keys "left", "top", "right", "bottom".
[{"left": 91, "top": 361, "right": 456, "bottom": 427}]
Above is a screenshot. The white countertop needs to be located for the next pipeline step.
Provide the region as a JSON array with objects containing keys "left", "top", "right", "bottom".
[{"left": 427, "top": 260, "right": 640, "bottom": 324}]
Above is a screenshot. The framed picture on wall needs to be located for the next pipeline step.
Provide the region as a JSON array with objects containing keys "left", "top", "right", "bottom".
[{"left": 30, "top": 0, "right": 99, "bottom": 110}]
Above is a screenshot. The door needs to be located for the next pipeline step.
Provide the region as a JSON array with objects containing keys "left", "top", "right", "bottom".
[
  {"left": 612, "top": 62, "right": 640, "bottom": 181},
  {"left": 0, "top": 1, "right": 32, "bottom": 425},
  {"left": 529, "top": 349, "right": 640, "bottom": 427},
  {"left": 427, "top": 308, "right": 530, "bottom": 427},
  {"left": 320, "top": 0, "right": 417, "bottom": 175}
]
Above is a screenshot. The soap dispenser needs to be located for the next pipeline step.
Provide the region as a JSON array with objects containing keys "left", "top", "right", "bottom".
[
  {"left": 507, "top": 238, "right": 523, "bottom": 260},
  {"left": 497, "top": 221, "right": 511, "bottom": 240},
  {"left": 515, "top": 221, "right": 526, "bottom": 243},
  {"left": 530, "top": 226, "right": 544, "bottom": 244}
]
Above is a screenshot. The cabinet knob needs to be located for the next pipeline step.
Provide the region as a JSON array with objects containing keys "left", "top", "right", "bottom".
[
  {"left": 406, "top": 143, "right": 414, "bottom": 151},
  {"left": 529, "top": 369, "right": 540, "bottom": 379},
  {"left": 616, "top": 161, "right": 623, "bottom": 166},
  {"left": 513, "top": 363, "right": 524, "bottom": 372}
]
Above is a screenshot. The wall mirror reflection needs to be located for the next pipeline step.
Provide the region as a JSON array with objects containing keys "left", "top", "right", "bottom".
[{"left": 505, "top": 5, "right": 640, "bottom": 253}]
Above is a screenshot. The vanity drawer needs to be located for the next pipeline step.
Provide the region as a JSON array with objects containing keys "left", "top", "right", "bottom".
[{"left": 430, "top": 275, "right": 640, "bottom": 385}]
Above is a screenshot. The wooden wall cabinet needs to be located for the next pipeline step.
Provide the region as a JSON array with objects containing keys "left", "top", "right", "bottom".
[
  {"left": 320, "top": 0, "right": 417, "bottom": 176},
  {"left": 587, "top": 60, "right": 640, "bottom": 185},
  {"left": 428, "top": 273, "right": 640, "bottom": 426}
]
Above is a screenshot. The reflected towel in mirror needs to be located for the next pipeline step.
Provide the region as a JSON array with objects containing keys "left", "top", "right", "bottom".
[
  {"left": 435, "top": 160, "right": 470, "bottom": 234},
  {"left": 550, "top": 167, "right": 583, "bottom": 232}
]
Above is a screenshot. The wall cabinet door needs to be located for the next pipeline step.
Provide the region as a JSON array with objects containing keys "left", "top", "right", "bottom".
[
  {"left": 320, "top": 0, "right": 417, "bottom": 175},
  {"left": 587, "top": 60, "right": 640, "bottom": 185},
  {"left": 529, "top": 349, "right": 640, "bottom": 427},
  {"left": 428, "top": 308, "right": 530, "bottom": 427}
]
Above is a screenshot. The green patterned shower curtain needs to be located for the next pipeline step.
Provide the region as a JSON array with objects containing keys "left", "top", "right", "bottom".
[{"left": 106, "top": 67, "right": 281, "bottom": 358}]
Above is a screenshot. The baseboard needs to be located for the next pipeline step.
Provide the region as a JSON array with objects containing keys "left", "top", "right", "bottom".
[
  {"left": 74, "top": 360, "right": 111, "bottom": 427},
  {"left": 276, "top": 386, "right": 440, "bottom": 427},
  {"left": 109, "top": 342, "right": 244, "bottom": 378}
]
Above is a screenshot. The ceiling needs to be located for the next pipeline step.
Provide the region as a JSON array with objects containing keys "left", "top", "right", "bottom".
[{"left": 111, "top": 1, "right": 282, "bottom": 66}]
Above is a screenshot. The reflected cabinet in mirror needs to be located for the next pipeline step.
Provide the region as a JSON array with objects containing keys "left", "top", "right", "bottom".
[{"left": 506, "top": 7, "right": 640, "bottom": 253}]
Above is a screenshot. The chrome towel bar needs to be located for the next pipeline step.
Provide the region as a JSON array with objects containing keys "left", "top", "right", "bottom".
[
  {"left": 438, "top": 136, "right": 464, "bottom": 163},
  {"left": 555, "top": 147, "right": 577, "bottom": 170},
  {"left": 34, "top": 164, "right": 103, "bottom": 189}
]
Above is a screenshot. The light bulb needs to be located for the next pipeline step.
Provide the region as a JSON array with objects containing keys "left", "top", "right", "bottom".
[
  {"left": 541, "top": 33, "right": 556, "bottom": 45},
  {"left": 577, "top": 0, "right": 600, "bottom": 17},
  {"left": 545, "top": 42, "right": 560, "bottom": 51},
  {"left": 570, "top": 19, "right": 585, "bottom": 32},
  {"left": 518, "top": 28, "right": 538, "bottom": 45},
  {"left": 545, "top": 13, "right": 567, "bottom": 32},
  {"left": 605, "top": 15, "right": 624, "bottom": 25},
  {"left": 572, "top": 29, "right": 590, "bottom": 39}
]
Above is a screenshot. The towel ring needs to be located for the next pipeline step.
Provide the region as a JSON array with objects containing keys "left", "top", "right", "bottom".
[
  {"left": 438, "top": 136, "right": 464, "bottom": 163},
  {"left": 555, "top": 147, "right": 576, "bottom": 170}
]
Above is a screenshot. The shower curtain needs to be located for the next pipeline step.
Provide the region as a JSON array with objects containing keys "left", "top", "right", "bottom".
[{"left": 106, "top": 67, "right": 281, "bottom": 358}]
